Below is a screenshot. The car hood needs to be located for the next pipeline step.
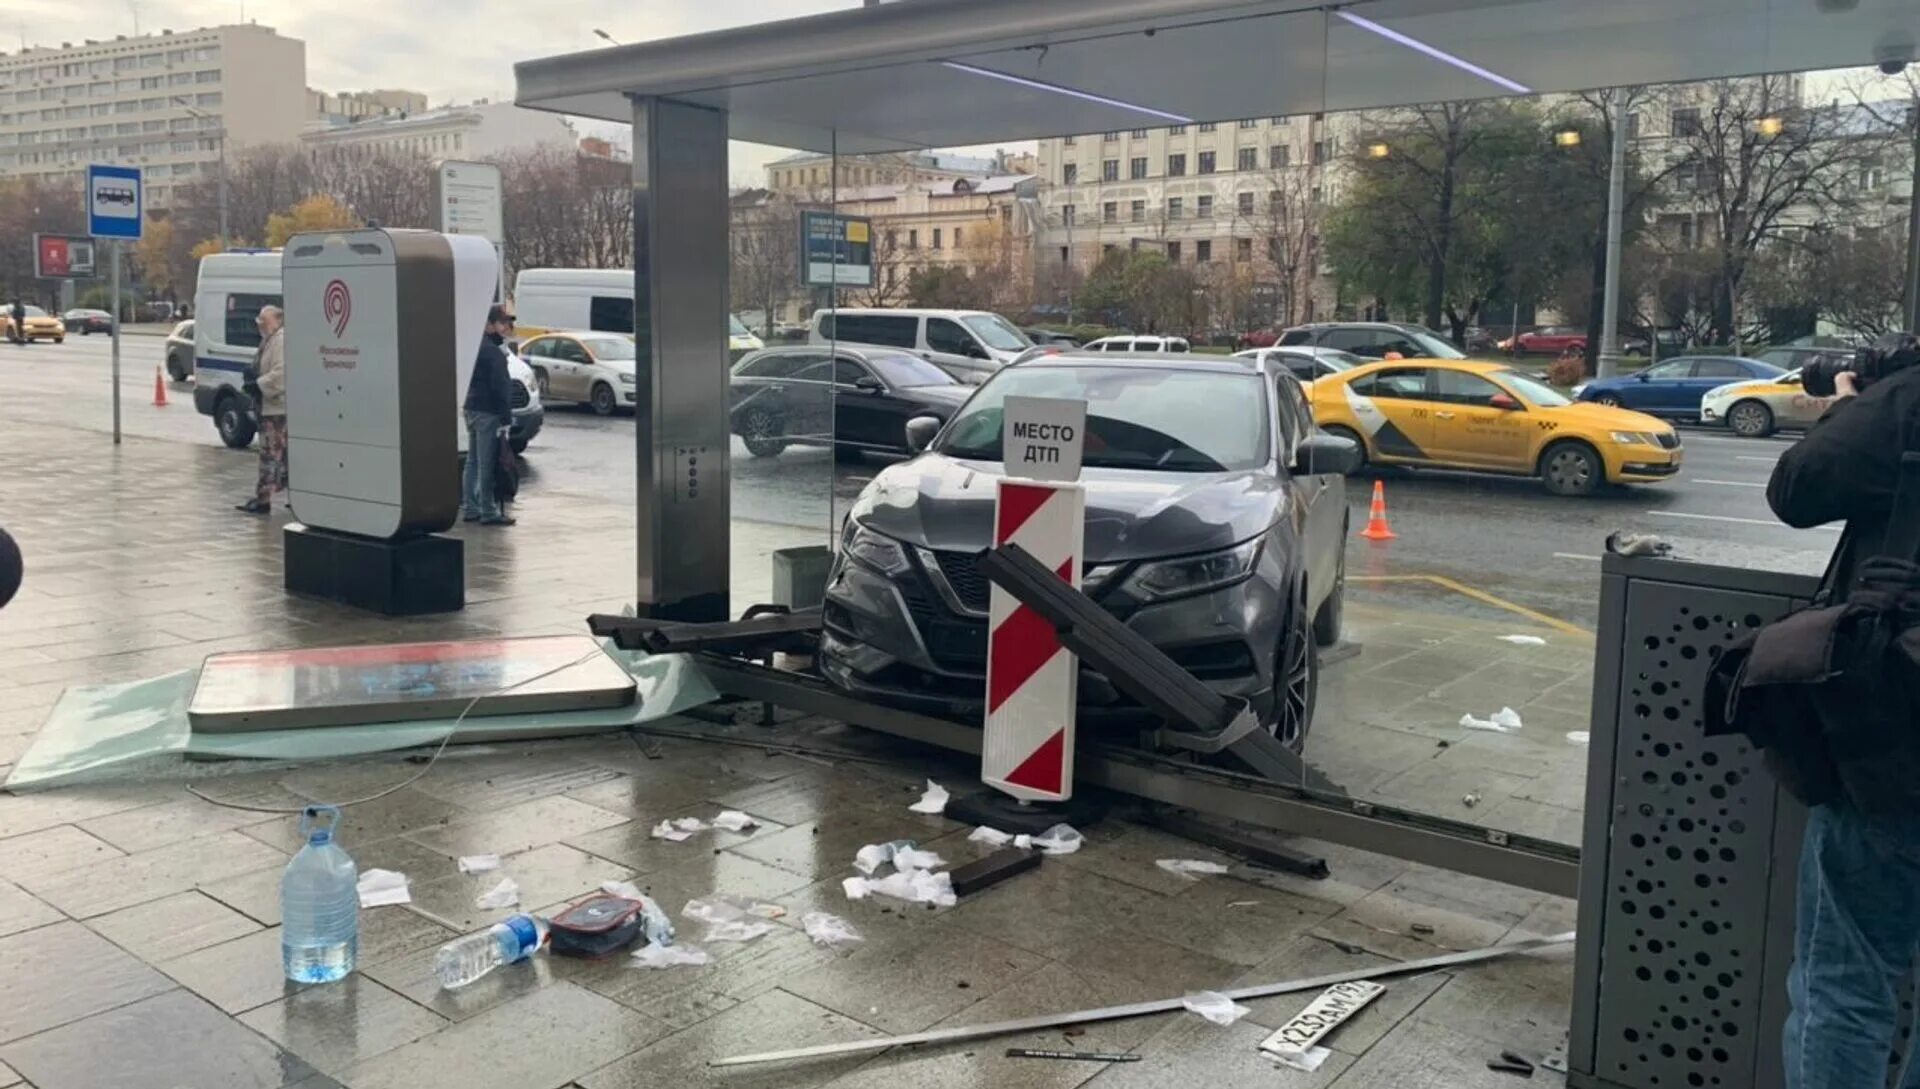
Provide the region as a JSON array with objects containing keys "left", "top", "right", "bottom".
[
  {"left": 849, "top": 453, "right": 1285, "bottom": 562},
  {"left": 1538, "top": 400, "right": 1671, "bottom": 432}
]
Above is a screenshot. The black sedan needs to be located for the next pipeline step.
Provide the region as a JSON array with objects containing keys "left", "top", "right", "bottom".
[
  {"left": 62, "top": 308, "right": 113, "bottom": 335},
  {"left": 729, "top": 346, "right": 974, "bottom": 458}
]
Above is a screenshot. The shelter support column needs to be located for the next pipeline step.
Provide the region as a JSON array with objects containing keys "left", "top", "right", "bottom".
[{"left": 631, "top": 95, "right": 731, "bottom": 621}]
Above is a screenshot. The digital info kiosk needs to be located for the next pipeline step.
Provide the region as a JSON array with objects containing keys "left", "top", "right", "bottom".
[{"left": 280, "top": 228, "right": 498, "bottom": 614}]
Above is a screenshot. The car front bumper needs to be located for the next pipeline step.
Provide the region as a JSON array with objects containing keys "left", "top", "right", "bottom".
[
  {"left": 511, "top": 405, "right": 544, "bottom": 445},
  {"left": 1698, "top": 404, "right": 1729, "bottom": 426},
  {"left": 819, "top": 546, "right": 1284, "bottom": 725}
]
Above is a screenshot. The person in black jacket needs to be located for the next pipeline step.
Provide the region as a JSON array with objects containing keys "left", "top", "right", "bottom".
[
  {"left": 1765, "top": 331, "right": 1920, "bottom": 1089},
  {"left": 462, "top": 306, "right": 517, "bottom": 526}
]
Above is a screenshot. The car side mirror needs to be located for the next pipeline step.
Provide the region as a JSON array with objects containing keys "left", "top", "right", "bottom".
[
  {"left": 904, "top": 415, "right": 942, "bottom": 453},
  {"left": 966, "top": 343, "right": 990, "bottom": 360},
  {"left": 855, "top": 375, "right": 884, "bottom": 393},
  {"left": 1293, "top": 432, "right": 1362, "bottom": 476},
  {"left": 1634, "top": 373, "right": 1650, "bottom": 382},
  {"left": 1489, "top": 393, "right": 1520, "bottom": 410}
]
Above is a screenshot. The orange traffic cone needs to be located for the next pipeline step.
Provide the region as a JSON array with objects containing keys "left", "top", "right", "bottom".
[
  {"left": 152, "top": 366, "right": 169, "bottom": 407},
  {"left": 1359, "top": 480, "right": 1396, "bottom": 541}
]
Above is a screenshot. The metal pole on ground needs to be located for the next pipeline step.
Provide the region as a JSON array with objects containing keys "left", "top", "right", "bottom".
[
  {"left": 1598, "top": 91, "right": 1627, "bottom": 379},
  {"left": 111, "top": 240, "right": 122, "bottom": 445}
]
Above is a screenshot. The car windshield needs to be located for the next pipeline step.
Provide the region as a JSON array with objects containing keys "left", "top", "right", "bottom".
[
  {"left": 1407, "top": 330, "right": 1467, "bottom": 359},
  {"left": 1315, "top": 351, "right": 1363, "bottom": 369},
  {"left": 867, "top": 352, "right": 953, "bottom": 388},
  {"left": 963, "top": 314, "right": 1031, "bottom": 352},
  {"left": 23, "top": 306, "right": 46, "bottom": 317},
  {"left": 581, "top": 336, "right": 636, "bottom": 361},
  {"left": 1497, "top": 368, "right": 1573, "bottom": 407},
  {"left": 728, "top": 314, "right": 751, "bottom": 338},
  {"left": 938, "top": 365, "right": 1269, "bottom": 472}
]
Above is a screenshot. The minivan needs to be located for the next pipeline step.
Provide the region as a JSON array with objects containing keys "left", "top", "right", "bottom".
[
  {"left": 511, "top": 268, "right": 763, "bottom": 360},
  {"left": 808, "top": 308, "right": 1032, "bottom": 384}
]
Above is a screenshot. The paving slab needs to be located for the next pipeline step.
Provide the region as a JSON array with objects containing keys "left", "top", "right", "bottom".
[
  {"left": 0, "top": 825, "right": 125, "bottom": 886},
  {"left": 782, "top": 924, "right": 1049, "bottom": 1034},
  {"left": 342, "top": 982, "right": 665, "bottom": 1089},
  {"left": 1324, "top": 1012, "right": 1569, "bottom": 1088},
  {"left": 0, "top": 990, "right": 317, "bottom": 1089},
  {"left": 577, "top": 987, "right": 882, "bottom": 1089},
  {"left": 1083, "top": 1015, "right": 1357, "bottom": 1088},
  {"left": 87, "top": 889, "right": 263, "bottom": 962},
  {"left": 238, "top": 975, "right": 449, "bottom": 1077},
  {"left": 404, "top": 842, "right": 631, "bottom": 933},
  {"left": 76, "top": 794, "right": 293, "bottom": 854},
  {"left": 16, "top": 829, "right": 288, "bottom": 918},
  {"left": 403, "top": 794, "right": 630, "bottom": 859},
  {"left": 0, "top": 922, "right": 175, "bottom": 1044}
]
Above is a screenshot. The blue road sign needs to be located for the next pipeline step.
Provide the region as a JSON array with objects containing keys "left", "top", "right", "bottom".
[{"left": 87, "top": 164, "right": 143, "bottom": 240}]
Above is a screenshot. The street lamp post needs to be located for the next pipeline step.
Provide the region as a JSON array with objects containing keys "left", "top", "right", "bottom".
[
  {"left": 174, "top": 97, "right": 227, "bottom": 249},
  {"left": 1597, "top": 92, "right": 1628, "bottom": 379}
]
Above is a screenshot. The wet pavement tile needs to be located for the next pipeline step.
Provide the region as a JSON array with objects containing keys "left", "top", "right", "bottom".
[
  {"left": 617, "top": 847, "right": 818, "bottom": 915},
  {"left": 577, "top": 987, "right": 882, "bottom": 1089},
  {"left": 87, "top": 889, "right": 263, "bottom": 963},
  {"left": 239, "top": 787, "right": 463, "bottom": 855},
  {"left": 341, "top": 982, "right": 665, "bottom": 1089},
  {"left": 565, "top": 802, "right": 789, "bottom": 875},
  {"left": 782, "top": 924, "right": 1048, "bottom": 1034},
  {"left": 0, "top": 922, "right": 175, "bottom": 1044},
  {"left": 1082, "top": 1016, "right": 1356, "bottom": 1088},
  {"left": 1319, "top": 1013, "right": 1565, "bottom": 1088},
  {"left": 403, "top": 794, "right": 629, "bottom": 859},
  {"left": 0, "top": 878, "right": 65, "bottom": 938},
  {"left": 239, "top": 975, "right": 449, "bottom": 1077},
  {"left": 1230, "top": 933, "right": 1449, "bottom": 1053},
  {"left": 77, "top": 794, "right": 290, "bottom": 854},
  {"left": 405, "top": 843, "right": 632, "bottom": 933},
  {"left": 0, "top": 825, "right": 125, "bottom": 885},
  {"left": 0, "top": 990, "right": 318, "bottom": 1089},
  {"left": 17, "top": 829, "right": 288, "bottom": 918}
]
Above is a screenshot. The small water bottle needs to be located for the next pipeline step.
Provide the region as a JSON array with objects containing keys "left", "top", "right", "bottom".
[
  {"left": 637, "top": 897, "right": 676, "bottom": 948},
  {"left": 433, "top": 913, "right": 548, "bottom": 990},
  {"left": 281, "top": 805, "right": 358, "bottom": 984}
]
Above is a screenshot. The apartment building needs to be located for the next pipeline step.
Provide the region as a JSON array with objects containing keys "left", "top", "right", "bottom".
[
  {"left": 1035, "top": 114, "right": 1343, "bottom": 322},
  {"left": 767, "top": 149, "right": 1004, "bottom": 195},
  {"left": 300, "top": 99, "right": 575, "bottom": 160},
  {"left": 306, "top": 88, "right": 427, "bottom": 126},
  {"left": 0, "top": 24, "right": 306, "bottom": 208}
]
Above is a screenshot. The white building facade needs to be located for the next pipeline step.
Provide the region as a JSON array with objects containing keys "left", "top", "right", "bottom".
[{"left": 300, "top": 101, "right": 576, "bottom": 160}]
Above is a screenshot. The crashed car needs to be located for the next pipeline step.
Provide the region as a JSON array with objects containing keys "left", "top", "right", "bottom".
[{"left": 820, "top": 353, "right": 1357, "bottom": 749}]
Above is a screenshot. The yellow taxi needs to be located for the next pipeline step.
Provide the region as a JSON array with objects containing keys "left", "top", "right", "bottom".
[
  {"left": 2, "top": 305, "right": 66, "bottom": 344},
  {"left": 1308, "top": 359, "right": 1682, "bottom": 496}
]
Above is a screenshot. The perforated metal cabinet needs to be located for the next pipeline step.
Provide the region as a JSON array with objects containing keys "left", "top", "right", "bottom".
[{"left": 1570, "top": 555, "right": 1820, "bottom": 1089}]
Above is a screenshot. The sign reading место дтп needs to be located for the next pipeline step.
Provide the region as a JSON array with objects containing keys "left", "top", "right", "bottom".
[{"left": 1002, "top": 395, "right": 1086, "bottom": 483}]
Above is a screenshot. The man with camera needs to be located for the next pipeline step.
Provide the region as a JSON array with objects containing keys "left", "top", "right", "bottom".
[{"left": 1763, "top": 331, "right": 1920, "bottom": 1087}]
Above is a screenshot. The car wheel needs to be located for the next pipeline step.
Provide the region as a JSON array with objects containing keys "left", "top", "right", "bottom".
[
  {"left": 1321, "top": 425, "right": 1368, "bottom": 472},
  {"left": 1272, "top": 589, "right": 1319, "bottom": 752},
  {"left": 589, "top": 382, "right": 617, "bottom": 416},
  {"left": 1728, "top": 399, "right": 1774, "bottom": 438},
  {"left": 740, "top": 408, "right": 788, "bottom": 458},
  {"left": 166, "top": 351, "right": 190, "bottom": 382},
  {"left": 1624, "top": 347, "right": 1646, "bottom": 358},
  {"left": 53, "top": 337, "right": 63, "bottom": 344},
  {"left": 532, "top": 368, "right": 550, "bottom": 399},
  {"left": 1540, "top": 440, "right": 1603, "bottom": 497},
  {"left": 1312, "top": 533, "right": 1346, "bottom": 648},
  {"left": 215, "top": 393, "right": 256, "bottom": 449},
  {"left": 1596, "top": 394, "right": 1622, "bottom": 407}
]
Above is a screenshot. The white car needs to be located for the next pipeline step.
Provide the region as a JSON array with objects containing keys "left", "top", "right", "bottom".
[
  {"left": 517, "top": 330, "right": 636, "bottom": 416},
  {"left": 1699, "top": 368, "right": 1836, "bottom": 438},
  {"left": 1082, "top": 334, "right": 1192, "bottom": 353}
]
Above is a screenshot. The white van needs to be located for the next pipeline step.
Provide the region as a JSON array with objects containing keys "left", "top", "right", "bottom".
[
  {"left": 193, "top": 250, "right": 545, "bottom": 452},
  {"left": 808, "top": 308, "right": 1031, "bottom": 384},
  {"left": 510, "top": 268, "right": 763, "bottom": 359}
]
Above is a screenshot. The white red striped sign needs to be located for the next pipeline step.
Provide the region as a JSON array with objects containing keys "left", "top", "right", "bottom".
[{"left": 982, "top": 478, "right": 1085, "bottom": 802}]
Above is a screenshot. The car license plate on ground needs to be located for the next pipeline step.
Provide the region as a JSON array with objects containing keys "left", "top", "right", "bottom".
[{"left": 1257, "top": 979, "right": 1387, "bottom": 1059}]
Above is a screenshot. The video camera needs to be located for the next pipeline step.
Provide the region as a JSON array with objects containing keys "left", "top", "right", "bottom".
[{"left": 1802, "top": 331, "right": 1920, "bottom": 398}]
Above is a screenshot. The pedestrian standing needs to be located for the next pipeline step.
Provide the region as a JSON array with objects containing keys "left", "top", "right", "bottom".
[
  {"left": 237, "top": 305, "right": 287, "bottom": 515},
  {"left": 462, "top": 306, "right": 517, "bottom": 526},
  {"left": 8, "top": 300, "right": 23, "bottom": 346}
]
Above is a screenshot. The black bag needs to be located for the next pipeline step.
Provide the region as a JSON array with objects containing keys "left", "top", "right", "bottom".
[{"left": 493, "top": 437, "right": 520, "bottom": 505}]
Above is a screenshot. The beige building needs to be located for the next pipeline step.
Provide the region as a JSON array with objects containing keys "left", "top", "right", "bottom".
[
  {"left": 1034, "top": 115, "right": 1342, "bottom": 325},
  {"left": 300, "top": 99, "right": 575, "bottom": 160},
  {"left": 0, "top": 24, "right": 306, "bottom": 208},
  {"left": 766, "top": 149, "right": 1006, "bottom": 195},
  {"left": 836, "top": 175, "right": 1042, "bottom": 304},
  {"left": 306, "top": 87, "right": 427, "bottom": 126}
]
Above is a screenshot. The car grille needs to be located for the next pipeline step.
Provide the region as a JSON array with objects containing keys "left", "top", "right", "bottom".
[
  {"left": 898, "top": 574, "right": 987, "bottom": 673},
  {"left": 510, "top": 381, "right": 531, "bottom": 410},
  {"left": 1654, "top": 432, "right": 1681, "bottom": 451},
  {"left": 931, "top": 550, "right": 991, "bottom": 613}
]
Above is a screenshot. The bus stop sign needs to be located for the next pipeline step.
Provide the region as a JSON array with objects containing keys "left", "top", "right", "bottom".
[{"left": 87, "top": 164, "right": 143, "bottom": 240}]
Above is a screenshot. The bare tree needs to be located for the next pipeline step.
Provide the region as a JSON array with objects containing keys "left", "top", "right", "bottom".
[
  {"left": 729, "top": 189, "right": 803, "bottom": 335},
  {"left": 845, "top": 223, "right": 915, "bottom": 309}
]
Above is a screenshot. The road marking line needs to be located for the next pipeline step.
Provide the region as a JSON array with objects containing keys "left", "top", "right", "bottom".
[
  {"left": 1735, "top": 455, "right": 1778, "bottom": 462},
  {"left": 1686, "top": 435, "right": 1793, "bottom": 447},
  {"left": 1646, "top": 510, "right": 1840, "bottom": 531},
  {"left": 1553, "top": 552, "right": 1601, "bottom": 562},
  {"left": 1348, "top": 574, "right": 1591, "bottom": 637},
  {"left": 1691, "top": 479, "right": 1767, "bottom": 488}
]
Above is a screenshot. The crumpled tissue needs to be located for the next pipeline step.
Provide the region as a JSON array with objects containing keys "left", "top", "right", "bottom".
[
  {"left": 631, "top": 943, "right": 709, "bottom": 969},
  {"left": 801, "top": 911, "right": 864, "bottom": 948},
  {"left": 683, "top": 897, "right": 775, "bottom": 942},
  {"left": 907, "top": 780, "right": 950, "bottom": 815},
  {"left": 356, "top": 868, "right": 411, "bottom": 908},
  {"left": 651, "top": 817, "right": 710, "bottom": 842},
  {"left": 456, "top": 854, "right": 501, "bottom": 874},
  {"left": 966, "top": 823, "right": 1084, "bottom": 855},
  {"left": 1497, "top": 635, "right": 1548, "bottom": 646},
  {"left": 475, "top": 877, "right": 520, "bottom": 910},
  {"left": 843, "top": 868, "right": 956, "bottom": 907},
  {"left": 710, "top": 810, "right": 758, "bottom": 832},
  {"left": 1157, "top": 859, "right": 1231, "bottom": 879},
  {"left": 1460, "top": 707, "right": 1524, "bottom": 732},
  {"left": 1182, "top": 991, "right": 1252, "bottom": 1026}
]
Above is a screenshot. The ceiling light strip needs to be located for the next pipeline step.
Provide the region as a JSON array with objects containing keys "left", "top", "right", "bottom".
[
  {"left": 1334, "top": 10, "right": 1532, "bottom": 95},
  {"left": 939, "top": 60, "right": 1194, "bottom": 124}
]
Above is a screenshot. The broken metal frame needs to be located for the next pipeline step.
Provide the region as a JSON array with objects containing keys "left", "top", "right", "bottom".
[
  {"left": 694, "top": 656, "right": 1581, "bottom": 897},
  {"left": 713, "top": 930, "right": 1576, "bottom": 1067}
]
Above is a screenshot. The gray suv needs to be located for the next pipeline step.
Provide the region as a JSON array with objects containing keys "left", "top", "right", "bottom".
[{"left": 820, "top": 354, "right": 1356, "bottom": 749}]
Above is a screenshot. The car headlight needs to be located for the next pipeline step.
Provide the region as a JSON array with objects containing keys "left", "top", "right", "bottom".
[
  {"left": 1704, "top": 385, "right": 1735, "bottom": 399},
  {"left": 618, "top": 372, "right": 636, "bottom": 385},
  {"left": 1122, "top": 539, "right": 1262, "bottom": 601},
  {"left": 842, "top": 521, "right": 911, "bottom": 576},
  {"left": 1610, "top": 431, "right": 1651, "bottom": 445}
]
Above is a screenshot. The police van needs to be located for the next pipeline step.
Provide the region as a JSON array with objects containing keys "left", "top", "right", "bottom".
[
  {"left": 193, "top": 251, "right": 545, "bottom": 452},
  {"left": 511, "top": 267, "right": 764, "bottom": 360}
]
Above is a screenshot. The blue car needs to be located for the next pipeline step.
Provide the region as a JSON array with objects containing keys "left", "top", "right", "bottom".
[{"left": 1573, "top": 356, "right": 1786, "bottom": 419}]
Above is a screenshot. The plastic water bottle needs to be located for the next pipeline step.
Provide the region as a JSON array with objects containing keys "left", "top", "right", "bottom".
[
  {"left": 637, "top": 897, "right": 676, "bottom": 947},
  {"left": 433, "top": 913, "right": 548, "bottom": 989},
  {"left": 281, "top": 805, "right": 358, "bottom": 983}
]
